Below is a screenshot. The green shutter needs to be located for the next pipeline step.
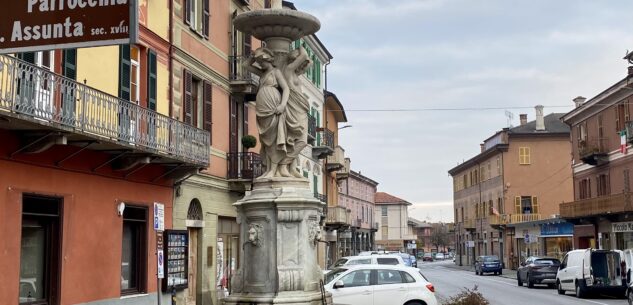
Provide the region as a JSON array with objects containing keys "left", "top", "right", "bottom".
[
  {"left": 313, "top": 174, "right": 318, "bottom": 195},
  {"left": 118, "top": 45, "right": 131, "bottom": 101},
  {"left": 62, "top": 49, "right": 77, "bottom": 80},
  {"left": 147, "top": 50, "right": 157, "bottom": 111},
  {"left": 62, "top": 49, "right": 77, "bottom": 119}
]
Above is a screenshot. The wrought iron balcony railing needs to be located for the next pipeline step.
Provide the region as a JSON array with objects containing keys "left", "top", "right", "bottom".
[
  {"left": 488, "top": 214, "right": 542, "bottom": 226},
  {"left": 0, "top": 55, "right": 210, "bottom": 166},
  {"left": 578, "top": 137, "right": 610, "bottom": 165},
  {"left": 560, "top": 193, "right": 629, "bottom": 218},
  {"left": 316, "top": 128, "right": 334, "bottom": 149},
  {"left": 314, "top": 192, "right": 327, "bottom": 203},
  {"left": 227, "top": 152, "right": 263, "bottom": 180},
  {"left": 229, "top": 55, "right": 260, "bottom": 84}
]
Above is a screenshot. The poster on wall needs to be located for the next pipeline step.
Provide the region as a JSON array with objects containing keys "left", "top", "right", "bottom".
[
  {"left": 162, "top": 230, "right": 188, "bottom": 292},
  {"left": 216, "top": 237, "right": 226, "bottom": 296}
]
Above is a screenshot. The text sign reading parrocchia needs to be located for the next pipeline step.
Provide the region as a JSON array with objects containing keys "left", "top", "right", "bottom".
[{"left": 0, "top": 0, "right": 137, "bottom": 54}]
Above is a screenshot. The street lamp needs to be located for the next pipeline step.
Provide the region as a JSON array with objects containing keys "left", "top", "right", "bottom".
[{"left": 339, "top": 125, "right": 352, "bottom": 130}]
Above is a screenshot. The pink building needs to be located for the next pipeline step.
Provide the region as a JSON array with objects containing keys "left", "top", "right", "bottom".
[{"left": 338, "top": 170, "right": 379, "bottom": 256}]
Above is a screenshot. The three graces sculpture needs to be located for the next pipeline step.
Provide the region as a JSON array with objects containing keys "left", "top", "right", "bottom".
[{"left": 245, "top": 46, "right": 312, "bottom": 179}]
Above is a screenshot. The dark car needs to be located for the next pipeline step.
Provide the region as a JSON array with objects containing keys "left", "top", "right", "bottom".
[
  {"left": 475, "top": 255, "right": 502, "bottom": 275},
  {"left": 422, "top": 253, "right": 433, "bottom": 262},
  {"left": 410, "top": 255, "right": 418, "bottom": 268},
  {"left": 517, "top": 257, "right": 560, "bottom": 288}
]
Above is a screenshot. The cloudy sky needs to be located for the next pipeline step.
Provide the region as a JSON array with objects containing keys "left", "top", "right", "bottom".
[{"left": 291, "top": 0, "right": 633, "bottom": 222}]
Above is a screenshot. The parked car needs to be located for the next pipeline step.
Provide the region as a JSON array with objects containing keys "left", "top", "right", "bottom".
[
  {"left": 410, "top": 255, "right": 418, "bottom": 268},
  {"left": 422, "top": 253, "right": 434, "bottom": 262},
  {"left": 628, "top": 280, "right": 633, "bottom": 305},
  {"left": 556, "top": 249, "right": 627, "bottom": 298},
  {"left": 622, "top": 248, "right": 633, "bottom": 284},
  {"left": 394, "top": 253, "right": 414, "bottom": 267},
  {"left": 324, "top": 265, "right": 438, "bottom": 305},
  {"left": 517, "top": 256, "right": 560, "bottom": 288},
  {"left": 475, "top": 255, "right": 502, "bottom": 275},
  {"left": 435, "top": 253, "right": 445, "bottom": 260},
  {"left": 324, "top": 254, "right": 406, "bottom": 274}
]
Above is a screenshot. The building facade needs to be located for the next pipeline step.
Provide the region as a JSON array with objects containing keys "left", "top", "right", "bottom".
[
  {"left": 560, "top": 64, "right": 633, "bottom": 253},
  {"left": 337, "top": 170, "right": 379, "bottom": 258},
  {"left": 0, "top": 1, "right": 210, "bottom": 304},
  {"left": 449, "top": 107, "right": 573, "bottom": 268},
  {"left": 374, "top": 192, "right": 417, "bottom": 252}
]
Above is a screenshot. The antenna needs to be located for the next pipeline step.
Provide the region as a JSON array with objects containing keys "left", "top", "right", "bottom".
[{"left": 505, "top": 110, "right": 514, "bottom": 128}]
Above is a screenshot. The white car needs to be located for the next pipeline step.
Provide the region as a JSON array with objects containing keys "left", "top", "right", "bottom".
[
  {"left": 323, "top": 254, "right": 405, "bottom": 274},
  {"left": 435, "top": 253, "right": 445, "bottom": 260},
  {"left": 324, "top": 265, "right": 438, "bottom": 305}
]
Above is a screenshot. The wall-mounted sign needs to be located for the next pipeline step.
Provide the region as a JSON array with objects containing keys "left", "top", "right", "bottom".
[
  {"left": 613, "top": 221, "right": 633, "bottom": 233},
  {"left": 154, "top": 202, "right": 164, "bottom": 232},
  {"left": 0, "top": 0, "right": 138, "bottom": 54},
  {"left": 541, "top": 222, "right": 574, "bottom": 236},
  {"left": 466, "top": 241, "right": 474, "bottom": 248}
]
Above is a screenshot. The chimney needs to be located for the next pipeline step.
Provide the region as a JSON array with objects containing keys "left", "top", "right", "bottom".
[
  {"left": 480, "top": 143, "right": 485, "bottom": 152},
  {"left": 535, "top": 105, "right": 545, "bottom": 131},
  {"left": 573, "top": 96, "right": 586, "bottom": 108},
  {"left": 519, "top": 114, "right": 527, "bottom": 126}
]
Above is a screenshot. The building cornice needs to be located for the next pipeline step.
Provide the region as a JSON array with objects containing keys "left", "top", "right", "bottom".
[
  {"left": 172, "top": 47, "right": 231, "bottom": 92},
  {"left": 562, "top": 77, "right": 633, "bottom": 124},
  {"left": 448, "top": 144, "right": 509, "bottom": 176}
]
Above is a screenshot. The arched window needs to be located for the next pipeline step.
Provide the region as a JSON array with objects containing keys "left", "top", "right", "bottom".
[{"left": 187, "top": 199, "right": 203, "bottom": 221}]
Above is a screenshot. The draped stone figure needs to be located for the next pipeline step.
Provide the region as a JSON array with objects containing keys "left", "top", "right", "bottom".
[
  {"left": 281, "top": 47, "right": 312, "bottom": 178},
  {"left": 244, "top": 47, "right": 290, "bottom": 178}
]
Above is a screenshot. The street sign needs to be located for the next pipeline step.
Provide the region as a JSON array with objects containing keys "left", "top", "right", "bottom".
[
  {"left": 524, "top": 234, "right": 529, "bottom": 244},
  {"left": 0, "top": 0, "right": 138, "bottom": 54},
  {"left": 154, "top": 202, "right": 164, "bottom": 232},
  {"left": 157, "top": 249, "right": 164, "bottom": 279},
  {"left": 466, "top": 241, "right": 474, "bottom": 248}
]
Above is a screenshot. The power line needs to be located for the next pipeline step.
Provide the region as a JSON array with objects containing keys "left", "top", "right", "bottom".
[{"left": 326, "top": 105, "right": 573, "bottom": 112}]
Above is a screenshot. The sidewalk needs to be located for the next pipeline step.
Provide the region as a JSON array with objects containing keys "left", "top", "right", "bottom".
[{"left": 439, "top": 261, "right": 517, "bottom": 280}]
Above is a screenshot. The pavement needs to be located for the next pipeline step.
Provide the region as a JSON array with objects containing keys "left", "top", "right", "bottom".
[{"left": 419, "top": 260, "right": 625, "bottom": 305}]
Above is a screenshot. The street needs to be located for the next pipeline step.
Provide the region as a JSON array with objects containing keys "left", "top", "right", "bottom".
[{"left": 420, "top": 260, "right": 626, "bottom": 305}]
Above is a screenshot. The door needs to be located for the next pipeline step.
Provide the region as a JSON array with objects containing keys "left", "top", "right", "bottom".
[
  {"left": 330, "top": 269, "right": 372, "bottom": 305},
  {"left": 186, "top": 228, "right": 198, "bottom": 305},
  {"left": 558, "top": 254, "right": 572, "bottom": 290},
  {"left": 16, "top": 51, "right": 54, "bottom": 119},
  {"left": 373, "top": 269, "right": 408, "bottom": 305}
]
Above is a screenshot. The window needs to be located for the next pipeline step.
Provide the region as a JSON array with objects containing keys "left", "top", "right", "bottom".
[
  {"left": 616, "top": 104, "right": 626, "bottom": 131},
  {"left": 183, "top": 70, "right": 212, "bottom": 139},
  {"left": 376, "top": 258, "right": 399, "bottom": 265},
  {"left": 402, "top": 271, "right": 416, "bottom": 283},
  {"left": 339, "top": 270, "right": 371, "bottom": 287},
  {"left": 597, "top": 174, "right": 609, "bottom": 197},
  {"left": 381, "top": 225, "right": 388, "bottom": 239},
  {"left": 121, "top": 205, "right": 148, "bottom": 295},
  {"left": 347, "top": 258, "right": 371, "bottom": 265},
  {"left": 514, "top": 196, "right": 539, "bottom": 214},
  {"left": 377, "top": 269, "right": 403, "bottom": 285},
  {"left": 381, "top": 206, "right": 387, "bottom": 217},
  {"left": 598, "top": 114, "right": 604, "bottom": 138},
  {"left": 519, "top": 147, "right": 530, "bottom": 165},
  {"left": 184, "top": 0, "right": 210, "bottom": 38},
  {"left": 579, "top": 178, "right": 591, "bottom": 199},
  {"left": 497, "top": 156, "right": 501, "bottom": 175},
  {"left": 20, "top": 195, "right": 61, "bottom": 305},
  {"left": 130, "top": 46, "right": 140, "bottom": 104}
]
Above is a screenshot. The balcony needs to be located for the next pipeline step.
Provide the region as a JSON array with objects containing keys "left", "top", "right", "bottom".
[
  {"left": 227, "top": 150, "right": 263, "bottom": 176},
  {"left": 579, "top": 137, "right": 609, "bottom": 166},
  {"left": 229, "top": 55, "right": 259, "bottom": 94},
  {"left": 326, "top": 146, "right": 345, "bottom": 172},
  {"left": 489, "top": 214, "right": 542, "bottom": 227},
  {"left": 560, "top": 193, "right": 629, "bottom": 219},
  {"left": 462, "top": 219, "right": 476, "bottom": 230},
  {"left": 0, "top": 54, "right": 209, "bottom": 177},
  {"left": 372, "top": 222, "right": 379, "bottom": 231},
  {"left": 403, "top": 234, "right": 417, "bottom": 241},
  {"left": 355, "top": 218, "right": 362, "bottom": 228},
  {"left": 326, "top": 206, "right": 351, "bottom": 227},
  {"left": 312, "top": 128, "right": 334, "bottom": 159},
  {"left": 336, "top": 158, "right": 351, "bottom": 181},
  {"left": 307, "top": 115, "right": 316, "bottom": 145}
]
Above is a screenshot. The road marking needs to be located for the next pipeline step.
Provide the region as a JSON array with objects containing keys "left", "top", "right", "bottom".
[
  {"left": 578, "top": 299, "right": 609, "bottom": 305},
  {"left": 464, "top": 274, "right": 516, "bottom": 287}
]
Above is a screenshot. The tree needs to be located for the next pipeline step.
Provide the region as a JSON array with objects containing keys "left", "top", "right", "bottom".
[{"left": 430, "top": 229, "right": 448, "bottom": 252}]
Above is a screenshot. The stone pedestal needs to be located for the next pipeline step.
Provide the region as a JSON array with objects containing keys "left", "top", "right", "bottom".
[{"left": 224, "top": 178, "right": 332, "bottom": 305}]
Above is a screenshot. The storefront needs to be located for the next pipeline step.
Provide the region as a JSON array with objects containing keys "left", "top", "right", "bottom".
[
  {"left": 512, "top": 223, "right": 540, "bottom": 265},
  {"left": 540, "top": 222, "right": 573, "bottom": 260},
  {"left": 612, "top": 221, "right": 633, "bottom": 250}
]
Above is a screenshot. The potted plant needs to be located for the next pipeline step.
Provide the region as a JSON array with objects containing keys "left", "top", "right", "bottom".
[{"left": 241, "top": 135, "right": 257, "bottom": 151}]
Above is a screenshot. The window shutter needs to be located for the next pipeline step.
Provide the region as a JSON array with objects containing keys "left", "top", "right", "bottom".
[
  {"left": 229, "top": 97, "right": 238, "bottom": 152},
  {"left": 183, "top": 69, "right": 193, "bottom": 125},
  {"left": 514, "top": 197, "right": 521, "bottom": 214},
  {"left": 118, "top": 45, "right": 131, "bottom": 101},
  {"left": 243, "top": 102, "right": 249, "bottom": 137},
  {"left": 147, "top": 50, "right": 157, "bottom": 111},
  {"left": 532, "top": 197, "right": 539, "bottom": 214},
  {"left": 202, "top": 0, "right": 210, "bottom": 39},
  {"left": 185, "top": 0, "right": 191, "bottom": 25},
  {"left": 243, "top": 34, "right": 252, "bottom": 56},
  {"left": 202, "top": 80, "right": 212, "bottom": 142},
  {"left": 616, "top": 106, "right": 621, "bottom": 132},
  {"left": 18, "top": 52, "right": 36, "bottom": 63},
  {"left": 63, "top": 49, "right": 77, "bottom": 80}
]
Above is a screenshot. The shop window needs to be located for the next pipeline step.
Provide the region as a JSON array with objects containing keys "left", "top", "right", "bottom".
[
  {"left": 20, "top": 195, "right": 61, "bottom": 305},
  {"left": 121, "top": 205, "right": 148, "bottom": 295}
]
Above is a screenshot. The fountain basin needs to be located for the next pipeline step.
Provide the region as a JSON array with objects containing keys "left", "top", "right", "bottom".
[{"left": 234, "top": 9, "right": 320, "bottom": 51}]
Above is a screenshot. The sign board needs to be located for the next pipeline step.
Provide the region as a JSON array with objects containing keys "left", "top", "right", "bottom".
[
  {"left": 541, "top": 222, "right": 574, "bottom": 236},
  {"left": 407, "top": 243, "right": 416, "bottom": 249},
  {"left": 154, "top": 202, "right": 164, "bottom": 232},
  {"left": 0, "top": 0, "right": 138, "bottom": 54},
  {"left": 613, "top": 221, "right": 633, "bottom": 233},
  {"left": 157, "top": 249, "right": 164, "bottom": 279},
  {"left": 466, "top": 241, "right": 475, "bottom": 248}
]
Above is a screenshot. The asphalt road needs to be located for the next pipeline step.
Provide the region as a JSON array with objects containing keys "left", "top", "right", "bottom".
[{"left": 419, "top": 260, "right": 627, "bottom": 305}]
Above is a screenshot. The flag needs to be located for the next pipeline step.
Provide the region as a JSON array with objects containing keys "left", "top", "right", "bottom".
[
  {"left": 621, "top": 131, "right": 628, "bottom": 154},
  {"left": 492, "top": 206, "right": 500, "bottom": 216}
]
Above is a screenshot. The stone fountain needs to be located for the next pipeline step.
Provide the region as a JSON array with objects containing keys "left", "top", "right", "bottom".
[{"left": 223, "top": 1, "right": 331, "bottom": 305}]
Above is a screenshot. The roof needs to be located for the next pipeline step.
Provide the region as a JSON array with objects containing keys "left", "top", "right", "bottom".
[
  {"left": 408, "top": 218, "right": 432, "bottom": 228},
  {"left": 325, "top": 90, "right": 348, "bottom": 123},
  {"left": 349, "top": 170, "right": 379, "bottom": 186},
  {"left": 375, "top": 192, "right": 412, "bottom": 205},
  {"left": 508, "top": 113, "right": 570, "bottom": 135}
]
